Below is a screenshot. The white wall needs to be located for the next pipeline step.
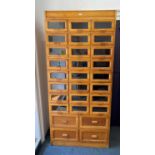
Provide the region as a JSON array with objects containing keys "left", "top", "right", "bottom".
[{"left": 35, "top": 0, "right": 120, "bottom": 142}]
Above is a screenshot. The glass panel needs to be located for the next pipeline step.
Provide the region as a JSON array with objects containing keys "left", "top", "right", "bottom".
[
  {"left": 93, "top": 74, "right": 109, "bottom": 79},
  {"left": 72, "top": 49, "right": 88, "bottom": 55},
  {"left": 94, "top": 22, "right": 112, "bottom": 29},
  {"left": 72, "top": 73, "right": 87, "bottom": 79},
  {"left": 50, "top": 60, "right": 66, "bottom": 67},
  {"left": 94, "top": 36, "right": 111, "bottom": 42},
  {"left": 72, "top": 84, "right": 87, "bottom": 90},
  {"left": 72, "top": 61, "right": 88, "bottom": 67},
  {"left": 71, "top": 36, "right": 88, "bottom": 42},
  {"left": 72, "top": 106, "right": 87, "bottom": 111},
  {"left": 94, "top": 49, "right": 111, "bottom": 55},
  {"left": 92, "top": 107, "right": 107, "bottom": 112},
  {"left": 51, "top": 84, "right": 66, "bottom": 90},
  {"left": 49, "top": 48, "right": 66, "bottom": 56},
  {"left": 72, "top": 96, "right": 87, "bottom": 101},
  {"left": 50, "top": 72, "right": 66, "bottom": 79},
  {"left": 93, "top": 85, "right": 108, "bottom": 91},
  {"left": 52, "top": 106, "right": 66, "bottom": 111},
  {"left": 92, "top": 96, "right": 108, "bottom": 102},
  {"left": 93, "top": 62, "right": 110, "bottom": 67},
  {"left": 48, "top": 22, "right": 65, "bottom": 29},
  {"left": 48, "top": 36, "right": 65, "bottom": 42},
  {"left": 51, "top": 95, "right": 67, "bottom": 101},
  {"left": 71, "top": 22, "right": 88, "bottom": 29}
]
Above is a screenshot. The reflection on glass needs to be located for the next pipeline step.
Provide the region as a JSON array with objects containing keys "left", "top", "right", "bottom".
[
  {"left": 93, "top": 85, "right": 108, "bottom": 91},
  {"left": 48, "top": 36, "right": 65, "bottom": 42},
  {"left": 72, "top": 84, "right": 87, "bottom": 90},
  {"left": 94, "top": 49, "right": 111, "bottom": 55},
  {"left": 94, "top": 36, "right": 111, "bottom": 42},
  {"left": 49, "top": 48, "right": 66, "bottom": 56},
  {"left": 50, "top": 73, "right": 66, "bottom": 79},
  {"left": 50, "top": 60, "right": 66, "bottom": 67},
  {"left": 48, "top": 22, "right": 65, "bottom": 29},
  {"left": 93, "top": 74, "right": 109, "bottom": 79},
  {"left": 71, "top": 22, "right": 88, "bottom": 29},
  {"left": 51, "top": 95, "right": 67, "bottom": 101},
  {"left": 51, "top": 84, "right": 66, "bottom": 90},
  {"left": 71, "top": 36, "right": 88, "bottom": 42},
  {"left": 72, "top": 73, "right": 87, "bottom": 79},
  {"left": 93, "top": 62, "right": 110, "bottom": 67},
  {"left": 72, "top": 106, "right": 87, "bottom": 111},
  {"left": 92, "top": 107, "right": 107, "bottom": 112},
  {"left": 72, "top": 96, "right": 87, "bottom": 101},
  {"left": 72, "top": 61, "right": 87, "bottom": 67},
  {"left": 92, "top": 96, "right": 108, "bottom": 102},
  {"left": 52, "top": 106, "right": 66, "bottom": 111},
  {"left": 72, "top": 49, "right": 88, "bottom": 55},
  {"left": 94, "top": 22, "right": 112, "bottom": 29}
]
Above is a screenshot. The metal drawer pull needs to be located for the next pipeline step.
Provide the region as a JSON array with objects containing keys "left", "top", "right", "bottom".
[
  {"left": 91, "top": 135, "right": 98, "bottom": 139},
  {"left": 62, "top": 120, "right": 68, "bottom": 124},
  {"left": 91, "top": 120, "right": 98, "bottom": 124},
  {"left": 62, "top": 133, "right": 68, "bottom": 137}
]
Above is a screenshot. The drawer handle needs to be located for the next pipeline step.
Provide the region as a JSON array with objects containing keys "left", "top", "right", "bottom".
[
  {"left": 62, "top": 133, "right": 68, "bottom": 137},
  {"left": 91, "top": 134, "right": 98, "bottom": 139},
  {"left": 62, "top": 120, "right": 68, "bottom": 124},
  {"left": 91, "top": 120, "right": 98, "bottom": 124}
]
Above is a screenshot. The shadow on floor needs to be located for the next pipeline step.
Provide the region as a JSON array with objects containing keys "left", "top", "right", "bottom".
[{"left": 37, "top": 127, "right": 120, "bottom": 155}]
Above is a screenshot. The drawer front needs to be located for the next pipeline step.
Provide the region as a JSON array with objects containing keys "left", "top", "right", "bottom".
[
  {"left": 80, "top": 129, "right": 108, "bottom": 142},
  {"left": 48, "top": 93, "right": 68, "bottom": 103},
  {"left": 90, "top": 71, "right": 112, "bottom": 83},
  {"left": 49, "top": 104, "right": 68, "bottom": 114},
  {"left": 70, "top": 104, "right": 89, "bottom": 115},
  {"left": 48, "top": 82, "right": 68, "bottom": 93},
  {"left": 51, "top": 115, "right": 78, "bottom": 128},
  {"left": 80, "top": 116, "right": 109, "bottom": 128},
  {"left": 48, "top": 70, "right": 68, "bottom": 82},
  {"left": 90, "top": 105, "right": 110, "bottom": 115},
  {"left": 46, "top": 46, "right": 68, "bottom": 58},
  {"left": 69, "top": 94, "right": 89, "bottom": 104},
  {"left": 51, "top": 128, "right": 78, "bottom": 141},
  {"left": 69, "top": 83, "right": 89, "bottom": 93}
]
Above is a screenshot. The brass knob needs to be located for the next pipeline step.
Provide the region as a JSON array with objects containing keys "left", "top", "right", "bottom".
[
  {"left": 91, "top": 135, "right": 98, "bottom": 139},
  {"left": 91, "top": 120, "right": 98, "bottom": 124},
  {"left": 62, "top": 133, "right": 68, "bottom": 137}
]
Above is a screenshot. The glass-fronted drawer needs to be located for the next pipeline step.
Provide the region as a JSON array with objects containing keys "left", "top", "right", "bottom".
[
  {"left": 90, "top": 105, "right": 109, "bottom": 115},
  {"left": 46, "top": 20, "right": 67, "bottom": 32},
  {"left": 70, "top": 94, "right": 89, "bottom": 104},
  {"left": 90, "top": 71, "right": 112, "bottom": 83},
  {"left": 47, "top": 33, "right": 67, "bottom": 45},
  {"left": 69, "top": 59, "right": 90, "bottom": 70},
  {"left": 49, "top": 104, "right": 68, "bottom": 114},
  {"left": 47, "top": 59, "right": 68, "bottom": 70},
  {"left": 70, "top": 104, "right": 89, "bottom": 115},
  {"left": 91, "top": 46, "right": 113, "bottom": 58},
  {"left": 69, "top": 83, "right": 89, "bottom": 93},
  {"left": 91, "top": 59, "right": 112, "bottom": 70},
  {"left": 46, "top": 46, "right": 68, "bottom": 58},
  {"left": 69, "top": 20, "right": 90, "bottom": 32},
  {"left": 48, "top": 93, "right": 68, "bottom": 103},
  {"left": 48, "top": 82, "right": 68, "bottom": 93},
  {"left": 90, "top": 83, "right": 112, "bottom": 94},
  {"left": 91, "top": 33, "right": 114, "bottom": 45},
  {"left": 69, "top": 70, "right": 89, "bottom": 82},
  {"left": 69, "top": 46, "right": 90, "bottom": 58},
  {"left": 69, "top": 33, "right": 90, "bottom": 45},
  {"left": 48, "top": 70, "right": 68, "bottom": 82}
]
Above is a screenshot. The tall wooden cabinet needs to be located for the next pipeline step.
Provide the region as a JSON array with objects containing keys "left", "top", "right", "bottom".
[{"left": 45, "top": 10, "right": 116, "bottom": 148}]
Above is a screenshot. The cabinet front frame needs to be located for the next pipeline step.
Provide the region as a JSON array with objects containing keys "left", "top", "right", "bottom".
[
  {"left": 90, "top": 105, "right": 110, "bottom": 115},
  {"left": 48, "top": 93, "right": 68, "bottom": 104},
  {"left": 69, "top": 93, "right": 89, "bottom": 104},
  {"left": 70, "top": 104, "right": 89, "bottom": 115},
  {"left": 69, "top": 82, "right": 89, "bottom": 93},
  {"left": 48, "top": 82, "right": 68, "bottom": 93},
  {"left": 49, "top": 103, "right": 69, "bottom": 114}
]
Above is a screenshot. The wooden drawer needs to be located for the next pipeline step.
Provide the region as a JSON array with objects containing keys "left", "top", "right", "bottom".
[
  {"left": 46, "top": 45, "right": 68, "bottom": 58},
  {"left": 69, "top": 83, "right": 89, "bottom": 93},
  {"left": 69, "top": 46, "right": 90, "bottom": 58},
  {"left": 70, "top": 104, "right": 89, "bottom": 115},
  {"left": 91, "top": 58, "right": 113, "bottom": 70},
  {"left": 48, "top": 82, "right": 68, "bottom": 93},
  {"left": 80, "top": 116, "right": 109, "bottom": 128},
  {"left": 80, "top": 129, "right": 108, "bottom": 143},
  {"left": 69, "top": 94, "right": 89, "bottom": 104},
  {"left": 51, "top": 115, "right": 78, "bottom": 128},
  {"left": 47, "top": 58, "right": 68, "bottom": 70},
  {"left": 48, "top": 93, "right": 68, "bottom": 103},
  {"left": 49, "top": 104, "right": 68, "bottom": 114},
  {"left": 91, "top": 46, "right": 114, "bottom": 58},
  {"left": 69, "top": 59, "right": 90, "bottom": 70},
  {"left": 51, "top": 128, "right": 78, "bottom": 141},
  {"left": 69, "top": 70, "right": 89, "bottom": 82},
  {"left": 90, "top": 83, "right": 112, "bottom": 94},
  {"left": 90, "top": 105, "right": 110, "bottom": 115},
  {"left": 48, "top": 70, "right": 68, "bottom": 82},
  {"left": 90, "top": 70, "right": 112, "bottom": 83},
  {"left": 69, "top": 33, "right": 90, "bottom": 45}
]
